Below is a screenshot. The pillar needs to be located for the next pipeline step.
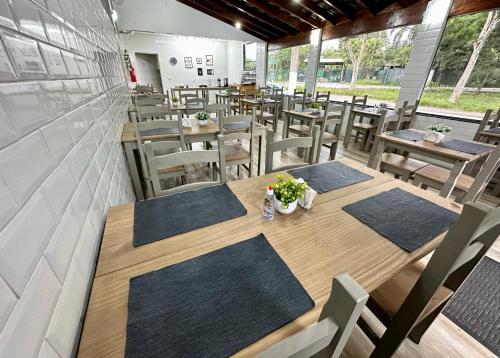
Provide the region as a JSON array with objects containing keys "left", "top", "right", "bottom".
[{"left": 304, "top": 29, "right": 323, "bottom": 95}]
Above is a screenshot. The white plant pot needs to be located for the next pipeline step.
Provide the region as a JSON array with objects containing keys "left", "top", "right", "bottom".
[
  {"left": 198, "top": 119, "right": 208, "bottom": 126},
  {"left": 424, "top": 131, "right": 445, "bottom": 144},
  {"left": 274, "top": 199, "right": 298, "bottom": 214},
  {"left": 172, "top": 102, "right": 179, "bottom": 108}
]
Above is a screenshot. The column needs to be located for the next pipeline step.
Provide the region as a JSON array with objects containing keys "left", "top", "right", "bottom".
[
  {"left": 396, "top": 0, "right": 453, "bottom": 107},
  {"left": 255, "top": 42, "right": 268, "bottom": 88},
  {"left": 304, "top": 29, "right": 323, "bottom": 95}
]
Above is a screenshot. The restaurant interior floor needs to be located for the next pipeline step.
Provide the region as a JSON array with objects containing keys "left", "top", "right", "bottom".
[{"left": 157, "top": 126, "right": 499, "bottom": 358}]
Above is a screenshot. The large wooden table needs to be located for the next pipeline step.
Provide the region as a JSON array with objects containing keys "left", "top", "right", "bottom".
[
  {"left": 79, "top": 158, "right": 462, "bottom": 357},
  {"left": 121, "top": 120, "right": 267, "bottom": 200},
  {"left": 368, "top": 130, "right": 496, "bottom": 198}
]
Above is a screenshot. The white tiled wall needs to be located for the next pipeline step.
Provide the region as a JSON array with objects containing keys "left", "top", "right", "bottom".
[{"left": 0, "top": 0, "right": 135, "bottom": 357}]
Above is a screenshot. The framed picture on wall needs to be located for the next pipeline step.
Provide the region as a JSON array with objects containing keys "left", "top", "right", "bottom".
[
  {"left": 207, "top": 69, "right": 214, "bottom": 75},
  {"left": 205, "top": 55, "right": 213, "bottom": 66},
  {"left": 197, "top": 68, "right": 203, "bottom": 76},
  {"left": 184, "top": 57, "right": 193, "bottom": 68},
  {"left": 196, "top": 58, "right": 202, "bottom": 64}
]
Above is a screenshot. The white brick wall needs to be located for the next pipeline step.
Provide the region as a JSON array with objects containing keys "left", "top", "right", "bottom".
[{"left": 0, "top": 0, "right": 135, "bottom": 357}]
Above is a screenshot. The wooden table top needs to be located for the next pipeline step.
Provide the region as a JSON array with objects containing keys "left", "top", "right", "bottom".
[
  {"left": 121, "top": 120, "right": 266, "bottom": 143},
  {"left": 79, "top": 158, "right": 462, "bottom": 357},
  {"left": 353, "top": 107, "right": 397, "bottom": 117},
  {"left": 241, "top": 98, "right": 280, "bottom": 105},
  {"left": 378, "top": 130, "right": 496, "bottom": 162},
  {"left": 283, "top": 109, "right": 325, "bottom": 120}
]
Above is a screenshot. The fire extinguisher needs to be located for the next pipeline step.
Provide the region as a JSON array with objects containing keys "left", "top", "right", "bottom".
[{"left": 129, "top": 66, "right": 137, "bottom": 82}]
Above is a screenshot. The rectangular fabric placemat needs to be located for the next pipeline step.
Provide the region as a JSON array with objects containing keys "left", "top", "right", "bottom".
[
  {"left": 343, "top": 188, "right": 459, "bottom": 252},
  {"left": 437, "top": 139, "right": 492, "bottom": 155},
  {"left": 133, "top": 184, "right": 247, "bottom": 247},
  {"left": 387, "top": 129, "right": 425, "bottom": 141},
  {"left": 125, "top": 233, "right": 314, "bottom": 358}
]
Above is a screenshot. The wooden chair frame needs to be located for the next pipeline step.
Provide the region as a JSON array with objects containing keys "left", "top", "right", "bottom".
[
  {"left": 136, "top": 104, "right": 174, "bottom": 122},
  {"left": 320, "top": 101, "right": 348, "bottom": 161},
  {"left": 258, "top": 93, "right": 280, "bottom": 133},
  {"left": 257, "top": 274, "right": 368, "bottom": 358},
  {"left": 473, "top": 108, "right": 500, "bottom": 142},
  {"left": 185, "top": 96, "right": 206, "bottom": 116},
  {"left": 265, "top": 125, "right": 320, "bottom": 174},
  {"left": 145, "top": 135, "right": 227, "bottom": 197}
]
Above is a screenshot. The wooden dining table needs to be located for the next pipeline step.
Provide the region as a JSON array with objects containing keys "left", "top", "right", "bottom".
[
  {"left": 282, "top": 109, "right": 327, "bottom": 139},
  {"left": 368, "top": 129, "right": 496, "bottom": 198},
  {"left": 121, "top": 120, "right": 267, "bottom": 200},
  {"left": 78, "top": 158, "right": 462, "bottom": 357}
]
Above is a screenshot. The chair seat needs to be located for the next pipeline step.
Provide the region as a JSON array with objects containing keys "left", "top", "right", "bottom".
[
  {"left": 322, "top": 132, "right": 338, "bottom": 143},
  {"left": 212, "top": 143, "right": 250, "bottom": 162},
  {"left": 368, "top": 261, "right": 454, "bottom": 326},
  {"left": 353, "top": 123, "right": 377, "bottom": 130},
  {"left": 158, "top": 164, "right": 185, "bottom": 175},
  {"left": 414, "top": 164, "right": 474, "bottom": 191},
  {"left": 381, "top": 153, "right": 428, "bottom": 173}
]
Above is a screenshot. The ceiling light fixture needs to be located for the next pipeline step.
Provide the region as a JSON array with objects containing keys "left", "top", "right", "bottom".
[
  {"left": 111, "top": 9, "right": 118, "bottom": 22},
  {"left": 292, "top": 0, "right": 301, "bottom": 3},
  {"left": 235, "top": 22, "right": 242, "bottom": 29}
]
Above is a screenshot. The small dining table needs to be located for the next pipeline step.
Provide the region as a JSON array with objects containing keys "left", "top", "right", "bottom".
[
  {"left": 344, "top": 107, "right": 399, "bottom": 149},
  {"left": 282, "top": 109, "right": 326, "bottom": 139},
  {"left": 121, "top": 120, "right": 267, "bottom": 200},
  {"left": 368, "top": 129, "right": 496, "bottom": 198},
  {"left": 78, "top": 158, "right": 462, "bottom": 357}
]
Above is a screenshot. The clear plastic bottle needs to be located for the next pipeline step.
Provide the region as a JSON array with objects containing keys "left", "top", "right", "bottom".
[{"left": 263, "top": 185, "right": 274, "bottom": 221}]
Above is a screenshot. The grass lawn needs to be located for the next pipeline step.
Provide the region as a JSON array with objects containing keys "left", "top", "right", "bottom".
[{"left": 312, "top": 86, "right": 500, "bottom": 114}]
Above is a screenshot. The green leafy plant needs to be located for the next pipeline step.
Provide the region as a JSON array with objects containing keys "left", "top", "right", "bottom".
[
  {"left": 307, "top": 93, "right": 313, "bottom": 98},
  {"left": 310, "top": 102, "right": 321, "bottom": 109},
  {"left": 272, "top": 175, "right": 307, "bottom": 209},
  {"left": 171, "top": 96, "right": 178, "bottom": 103},
  {"left": 256, "top": 90, "right": 263, "bottom": 98},
  {"left": 427, "top": 124, "right": 452, "bottom": 134},
  {"left": 195, "top": 111, "right": 210, "bottom": 121}
]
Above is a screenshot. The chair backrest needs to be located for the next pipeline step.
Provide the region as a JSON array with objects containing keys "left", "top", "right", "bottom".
[
  {"left": 273, "top": 87, "right": 284, "bottom": 96},
  {"left": 350, "top": 95, "right": 367, "bottom": 110},
  {"left": 462, "top": 144, "right": 500, "bottom": 203},
  {"left": 217, "top": 108, "right": 255, "bottom": 138},
  {"left": 316, "top": 91, "right": 331, "bottom": 103},
  {"left": 372, "top": 201, "right": 500, "bottom": 357},
  {"left": 473, "top": 108, "right": 500, "bottom": 141},
  {"left": 204, "top": 102, "right": 226, "bottom": 118},
  {"left": 136, "top": 105, "right": 173, "bottom": 122},
  {"left": 265, "top": 125, "right": 320, "bottom": 173},
  {"left": 145, "top": 135, "right": 227, "bottom": 196},
  {"left": 136, "top": 94, "right": 169, "bottom": 107},
  {"left": 135, "top": 85, "right": 153, "bottom": 94},
  {"left": 396, "top": 100, "right": 419, "bottom": 130},
  {"left": 185, "top": 97, "right": 206, "bottom": 115},
  {"left": 367, "top": 109, "right": 400, "bottom": 168},
  {"left": 257, "top": 273, "right": 368, "bottom": 358}
]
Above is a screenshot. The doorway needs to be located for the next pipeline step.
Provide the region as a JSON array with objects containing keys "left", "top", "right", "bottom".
[{"left": 135, "top": 53, "right": 163, "bottom": 93}]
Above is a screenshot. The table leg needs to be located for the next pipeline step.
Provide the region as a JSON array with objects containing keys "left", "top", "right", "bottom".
[
  {"left": 258, "top": 134, "right": 262, "bottom": 176},
  {"left": 124, "top": 142, "right": 144, "bottom": 200},
  {"left": 344, "top": 110, "right": 355, "bottom": 149},
  {"left": 367, "top": 138, "right": 386, "bottom": 170},
  {"left": 439, "top": 160, "right": 467, "bottom": 198},
  {"left": 282, "top": 112, "right": 289, "bottom": 139}
]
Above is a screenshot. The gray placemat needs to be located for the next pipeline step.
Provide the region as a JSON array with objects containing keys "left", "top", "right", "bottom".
[
  {"left": 212, "top": 118, "right": 249, "bottom": 130},
  {"left": 288, "top": 161, "right": 373, "bottom": 194},
  {"left": 387, "top": 129, "right": 425, "bottom": 141},
  {"left": 437, "top": 139, "right": 492, "bottom": 155},
  {"left": 125, "top": 233, "right": 315, "bottom": 358},
  {"left": 343, "top": 188, "right": 459, "bottom": 252},
  {"left": 139, "top": 127, "right": 178, "bottom": 137},
  {"left": 444, "top": 257, "right": 499, "bottom": 356},
  {"left": 133, "top": 184, "right": 247, "bottom": 247},
  {"left": 485, "top": 127, "right": 500, "bottom": 134}
]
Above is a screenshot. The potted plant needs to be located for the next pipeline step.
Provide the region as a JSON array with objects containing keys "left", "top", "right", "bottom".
[
  {"left": 425, "top": 124, "right": 452, "bottom": 143},
  {"left": 195, "top": 111, "right": 210, "bottom": 126},
  {"left": 171, "top": 96, "right": 179, "bottom": 107},
  {"left": 272, "top": 175, "right": 308, "bottom": 214},
  {"left": 307, "top": 101, "right": 321, "bottom": 114}
]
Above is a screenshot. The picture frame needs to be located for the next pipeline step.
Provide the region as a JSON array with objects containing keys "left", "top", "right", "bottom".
[
  {"left": 196, "top": 58, "right": 202, "bottom": 64},
  {"left": 205, "top": 55, "right": 213, "bottom": 66},
  {"left": 197, "top": 68, "right": 203, "bottom": 76},
  {"left": 184, "top": 57, "right": 193, "bottom": 69},
  {"left": 207, "top": 69, "right": 214, "bottom": 75}
]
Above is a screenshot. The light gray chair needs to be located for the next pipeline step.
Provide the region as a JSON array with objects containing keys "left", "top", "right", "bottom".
[
  {"left": 185, "top": 96, "right": 206, "bottom": 116},
  {"left": 320, "top": 101, "right": 348, "bottom": 161},
  {"left": 136, "top": 105, "right": 173, "bottom": 122},
  {"left": 257, "top": 93, "right": 280, "bottom": 132},
  {"left": 265, "top": 125, "right": 320, "bottom": 174},
  {"left": 395, "top": 100, "right": 419, "bottom": 131},
  {"left": 204, "top": 102, "right": 226, "bottom": 119},
  {"left": 257, "top": 273, "right": 368, "bottom": 358},
  {"left": 360, "top": 201, "right": 500, "bottom": 358},
  {"left": 145, "top": 135, "right": 226, "bottom": 197},
  {"left": 473, "top": 108, "right": 500, "bottom": 142},
  {"left": 136, "top": 94, "right": 169, "bottom": 107}
]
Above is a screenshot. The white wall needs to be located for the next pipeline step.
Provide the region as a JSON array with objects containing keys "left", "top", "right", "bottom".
[
  {"left": 135, "top": 53, "right": 163, "bottom": 92},
  {"left": 122, "top": 32, "right": 245, "bottom": 91},
  {"left": 0, "top": 0, "right": 134, "bottom": 356},
  {"left": 114, "top": 0, "right": 262, "bottom": 43}
]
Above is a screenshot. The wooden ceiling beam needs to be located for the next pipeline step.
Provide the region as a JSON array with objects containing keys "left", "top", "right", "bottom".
[
  {"left": 298, "top": 0, "right": 343, "bottom": 24},
  {"left": 177, "top": 0, "right": 271, "bottom": 40},
  {"left": 268, "top": 0, "right": 326, "bottom": 28},
  {"left": 243, "top": 0, "right": 312, "bottom": 33},
  {"left": 450, "top": 0, "right": 500, "bottom": 17},
  {"left": 322, "top": 0, "right": 357, "bottom": 21},
  {"left": 217, "top": 0, "right": 295, "bottom": 36}
]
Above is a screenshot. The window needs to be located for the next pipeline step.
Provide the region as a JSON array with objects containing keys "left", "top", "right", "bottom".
[
  {"left": 244, "top": 42, "right": 257, "bottom": 70},
  {"left": 315, "top": 26, "right": 416, "bottom": 105},
  {"left": 421, "top": 10, "right": 500, "bottom": 118},
  {"left": 267, "top": 44, "right": 310, "bottom": 93}
]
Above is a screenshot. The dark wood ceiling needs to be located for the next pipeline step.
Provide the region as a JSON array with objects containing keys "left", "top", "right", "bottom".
[{"left": 177, "top": 0, "right": 423, "bottom": 41}]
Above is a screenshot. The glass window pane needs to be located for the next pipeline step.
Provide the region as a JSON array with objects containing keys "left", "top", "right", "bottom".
[
  {"left": 267, "top": 44, "right": 310, "bottom": 93},
  {"left": 244, "top": 42, "right": 256, "bottom": 70}
]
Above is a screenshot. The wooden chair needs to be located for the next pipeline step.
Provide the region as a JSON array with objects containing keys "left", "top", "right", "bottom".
[
  {"left": 226, "top": 88, "right": 242, "bottom": 115},
  {"left": 315, "top": 91, "right": 331, "bottom": 107},
  {"left": 185, "top": 97, "right": 206, "bottom": 116},
  {"left": 257, "top": 273, "right": 368, "bottom": 358},
  {"left": 135, "top": 94, "right": 169, "bottom": 107},
  {"left": 204, "top": 102, "right": 226, "bottom": 119},
  {"left": 359, "top": 201, "right": 500, "bottom": 357},
  {"left": 293, "top": 88, "right": 307, "bottom": 109},
  {"left": 136, "top": 105, "right": 173, "bottom": 122},
  {"left": 473, "top": 108, "right": 500, "bottom": 142},
  {"left": 257, "top": 93, "right": 280, "bottom": 133},
  {"left": 265, "top": 125, "right": 320, "bottom": 174},
  {"left": 132, "top": 117, "right": 186, "bottom": 198},
  {"left": 320, "top": 101, "right": 347, "bottom": 161},
  {"left": 395, "top": 100, "right": 419, "bottom": 131},
  {"left": 413, "top": 144, "right": 500, "bottom": 202},
  {"left": 348, "top": 95, "right": 372, "bottom": 149},
  {"left": 145, "top": 135, "right": 226, "bottom": 196},
  {"left": 215, "top": 108, "right": 255, "bottom": 178}
]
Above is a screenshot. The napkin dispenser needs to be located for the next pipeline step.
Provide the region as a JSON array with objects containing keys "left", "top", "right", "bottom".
[
  {"left": 182, "top": 118, "right": 192, "bottom": 128},
  {"left": 296, "top": 178, "right": 317, "bottom": 210}
]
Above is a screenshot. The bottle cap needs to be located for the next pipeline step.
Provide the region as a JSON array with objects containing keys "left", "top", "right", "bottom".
[{"left": 266, "top": 185, "right": 273, "bottom": 195}]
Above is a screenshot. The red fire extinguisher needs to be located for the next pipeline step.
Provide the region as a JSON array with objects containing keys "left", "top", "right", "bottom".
[{"left": 129, "top": 66, "right": 137, "bottom": 82}]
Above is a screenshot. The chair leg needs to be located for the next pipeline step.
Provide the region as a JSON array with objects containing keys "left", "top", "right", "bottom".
[
  {"left": 329, "top": 142, "right": 338, "bottom": 160},
  {"left": 401, "top": 172, "right": 411, "bottom": 182},
  {"left": 412, "top": 175, "right": 424, "bottom": 188},
  {"left": 408, "top": 301, "right": 448, "bottom": 344}
]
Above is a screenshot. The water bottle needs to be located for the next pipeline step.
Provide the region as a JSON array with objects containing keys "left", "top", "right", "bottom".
[{"left": 263, "top": 185, "right": 274, "bottom": 221}]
